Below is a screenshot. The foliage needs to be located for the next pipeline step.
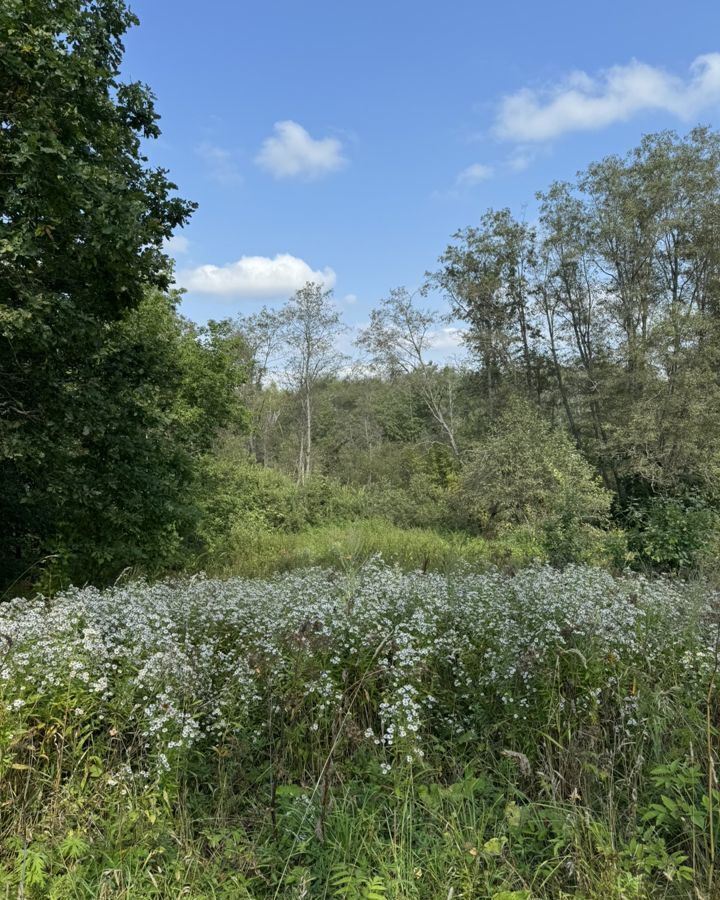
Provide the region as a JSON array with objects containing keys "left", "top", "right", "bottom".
[
  {"left": 2, "top": 20, "right": 720, "bottom": 893},
  {"left": 357, "top": 288, "right": 462, "bottom": 455},
  {"left": 198, "top": 519, "right": 490, "bottom": 578},
  {"left": 426, "top": 208, "right": 539, "bottom": 407},
  {"left": 0, "top": 562, "right": 717, "bottom": 896},
  {"left": 7, "top": 291, "right": 248, "bottom": 593},
  {"left": 625, "top": 491, "right": 720, "bottom": 573},
  {"left": 456, "top": 401, "right": 611, "bottom": 561},
  {"left": 224, "top": 125, "right": 720, "bottom": 581},
  {"left": 422, "top": 129, "right": 720, "bottom": 559},
  {"left": 194, "top": 441, "right": 366, "bottom": 558},
  {"left": 0, "top": 0, "right": 197, "bottom": 590}
]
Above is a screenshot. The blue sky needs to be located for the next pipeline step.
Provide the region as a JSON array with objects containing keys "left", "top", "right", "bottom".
[{"left": 123, "top": 0, "right": 720, "bottom": 348}]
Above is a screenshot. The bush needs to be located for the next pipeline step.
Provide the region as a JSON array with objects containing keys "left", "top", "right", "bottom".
[
  {"left": 456, "top": 401, "right": 612, "bottom": 563},
  {"left": 294, "top": 474, "right": 369, "bottom": 527},
  {"left": 364, "top": 473, "right": 452, "bottom": 530},
  {"left": 192, "top": 446, "right": 374, "bottom": 571},
  {"left": 626, "top": 492, "right": 720, "bottom": 572}
]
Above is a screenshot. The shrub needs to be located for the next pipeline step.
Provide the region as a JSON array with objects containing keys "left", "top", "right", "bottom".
[
  {"left": 193, "top": 446, "right": 367, "bottom": 566},
  {"left": 626, "top": 492, "right": 720, "bottom": 572},
  {"left": 456, "top": 401, "right": 612, "bottom": 563}
]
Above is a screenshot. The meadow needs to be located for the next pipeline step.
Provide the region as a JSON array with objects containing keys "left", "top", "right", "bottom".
[
  {"left": 5, "top": 5, "right": 720, "bottom": 898},
  {"left": 1, "top": 560, "right": 717, "bottom": 898}
]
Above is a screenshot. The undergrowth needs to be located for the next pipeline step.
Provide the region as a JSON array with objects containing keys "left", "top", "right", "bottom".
[{"left": 195, "top": 519, "right": 627, "bottom": 580}]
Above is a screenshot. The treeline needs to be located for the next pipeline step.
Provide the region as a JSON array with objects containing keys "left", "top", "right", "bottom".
[
  {"left": 231, "top": 128, "right": 720, "bottom": 573},
  {"left": 3, "top": 1, "right": 720, "bottom": 593}
]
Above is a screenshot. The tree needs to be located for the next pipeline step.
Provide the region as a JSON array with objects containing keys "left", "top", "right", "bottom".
[
  {"left": 0, "top": 0, "right": 195, "bottom": 589},
  {"left": 457, "top": 400, "right": 611, "bottom": 562},
  {"left": 279, "top": 283, "right": 346, "bottom": 482},
  {"left": 235, "top": 307, "right": 288, "bottom": 466},
  {"left": 21, "top": 292, "right": 248, "bottom": 589},
  {"left": 427, "top": 210, "right": 539, "bottom": 413},
  {"left": 357, "top": 288, "right": 461, "bottom": 456},
  {"left": 429, "top": 130, "right": 720, "bottom": 520},
  {"left": 536, "top": 130, "right": 720, "bottom": 503}
]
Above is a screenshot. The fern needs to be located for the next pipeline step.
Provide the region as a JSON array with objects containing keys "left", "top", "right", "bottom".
[
  {"left": 19, "top": 845, "right": 48, "bottom": 889},
  {"left": 330, "top": 863, "right": 357, "bottom": 898},
  {"left": 363, "top": 874, "right": 388, "bottom": 899},
  {"left": 329, "top": 865, "right": 387, "bottom": 900}
]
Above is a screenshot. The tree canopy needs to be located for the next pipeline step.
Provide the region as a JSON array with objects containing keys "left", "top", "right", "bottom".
[{"left": 0, "top": 0, "right": 249, "bottom": 590}]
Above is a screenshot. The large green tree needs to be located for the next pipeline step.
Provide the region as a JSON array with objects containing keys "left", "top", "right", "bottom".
[
  {"left": 432, "top": 130, "right": 720, "bottom": 504},
  {"left": 0, "top": 0, "right": 196, "bottom": 589}
]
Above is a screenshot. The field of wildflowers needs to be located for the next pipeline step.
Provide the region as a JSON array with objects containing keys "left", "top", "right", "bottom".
[{"left": 0, "top": 560, "right": 718, "bottom": 898}]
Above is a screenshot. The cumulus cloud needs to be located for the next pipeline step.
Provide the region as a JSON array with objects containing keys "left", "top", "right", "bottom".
[
  {"left": 255, "top": 120, "right": 346, "bottom": 179},
  {"left": 495, "top": 53, "right": 720, "bottom": 142},
  {"left": 196, "top": 142, "right": 243, "bottom": 185},
  {"left": 429, "top": 327, "right": 467, "bottom": 353},
  {"left": 176, "top": 253, "right": 336, "bottom": 299},
  {"left": 456, "top": 162, "right": 494, "bottom": 186}
]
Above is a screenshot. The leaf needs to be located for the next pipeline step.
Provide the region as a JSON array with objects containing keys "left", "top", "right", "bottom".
[
  {"left": 483, "top": 836, "right": 506, "bottom": 856},
  {"left": 505, "top": 800, "right": 522, "bottom": 829}
]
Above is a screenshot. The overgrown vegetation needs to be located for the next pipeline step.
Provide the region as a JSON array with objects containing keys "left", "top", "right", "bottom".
[
  {"left": 4, "top": 0, "right": 720, "bottom": 590},
  {"left": 1, "top": 562, "right": 717, "bottom": 898},
  {"left": 2, "top": 2, "right": 720, "bottom": 897}
]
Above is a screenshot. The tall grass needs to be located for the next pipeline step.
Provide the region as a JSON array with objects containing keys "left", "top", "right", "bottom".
[
  {"left": 195, "top": 518, "right": 578, "bottom": 579},
  {"left": 197, "top": 519, "right": 496, "bottom": 578}
]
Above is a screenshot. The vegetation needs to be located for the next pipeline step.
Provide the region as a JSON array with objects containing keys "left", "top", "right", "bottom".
[
  {"left": 4, "top": 2, "right": 720, "bottom": 587},
  {"left": 2, "top": 1, "right": 720, "bottom": 897},
  {"left": 0, "top": 1, "right": 248, "bottom": 593},
  {"left": 1, "top": 562, "right": 717, "bottom": 898}
]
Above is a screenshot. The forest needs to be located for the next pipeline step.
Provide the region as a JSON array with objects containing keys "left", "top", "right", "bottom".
[{"left": 1, "top": 2, "right": 719, "bottom": 898}]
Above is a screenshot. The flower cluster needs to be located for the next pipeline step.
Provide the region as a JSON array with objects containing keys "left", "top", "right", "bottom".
[{"left": 0, "top": 560, "right": 714, "bottom": 777}]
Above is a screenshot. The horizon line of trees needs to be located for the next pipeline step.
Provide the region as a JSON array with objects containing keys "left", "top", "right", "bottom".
[
  {"left": 3, "top": 1, "right": 720, "bottom": 591},
  {"left": 241, "top": 126, "right": 720, "bottom": 495},
  {"left": 233, "top": 126, "right": 720, "bottom": 569}
]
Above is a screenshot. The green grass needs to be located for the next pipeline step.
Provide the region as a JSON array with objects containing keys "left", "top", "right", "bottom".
[
  {"left": 196, "top": 517, "right": 629, "bottom": 580},
  {"left": 196, "top": 518, "right": 546, "bottom": 579}
]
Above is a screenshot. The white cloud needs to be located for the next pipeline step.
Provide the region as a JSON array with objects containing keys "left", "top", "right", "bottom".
[
  {"left": 456, "top": 163, "right": 494, "bottom": 186},
  {"left": 429, "top": 327, "right": 467, "bottom": 353},
  {"left": 495, "top": 53, "right": 720, "bottom": 142},
  {"left": 196, "top": 142, "right": 243, "bottom": 185},
  {"left": 164, "top": 234, "right": 190, "bottom": 256},
  {"left": 342, "top": 293, "right": 358, "bottom": 305},
  {"left": 505, "top": 148, "right": 534, "bottom": 172},
  {"left": 176, "top": 253, "right": 336, "bottom": 299},
  {"left": 255, "top": 120, "right": 346, "bottom": 179}
]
